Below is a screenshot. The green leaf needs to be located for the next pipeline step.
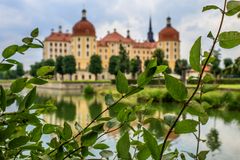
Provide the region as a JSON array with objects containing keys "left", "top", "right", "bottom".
[
  {"left": 175, "top": 119, "right": 198, "bottom": 134},
  {"left": 203, "top": 73, "right": 215, "bottom": 83},
  {"left": 187, "top": 100, "right": 205, "bottom": 117},
  {"left": 147, "top": 59, "right": 157, "bottom": 69},
  {"left": 62, "top": 122, "right": 72, "bottom": 140},
  {"left": 0, "top": 124, "right": 14, "bottom": 142},
  {"left": 155, "top": 65, "right": 168, "bottom": 74},
  {"left": 226, "top": 0, "right": 240, "bottom": 16},
  {"left": 28, "top": 77, "right": 48, "bottom": 85},
  {"left": 164, "top": 74, "right": 188, "bottom": 101},
  {"left": 6, "top": 59, "right": 21, "bottom": 64},
  {"left": 180, "top": 153, "right": 186, "bottom": 160},
  {"left": 93, "top": 143, "right": 109, "bottom": 150},
  {"left": 17, "top": 44, "right": 29, "bottom": 53},
  {"left": 116, "top": 132, "right": 130, "bottom": 159},
  {"left": 48, "top": 137, "right": 59, "bottom": 148},
  {"left": 202, "top": 5, "right": 220, "bottom": 12},
  {"left": 202, "top": 84, "right": 219, "bottom": 93},
  {"left": 143, "top": 128, "right": 160, "bottom": 160},
  {"left": 190, "top": 37, "right": 201, "bottom": 72},
  {"left": 31, "top": 28, "right": 39, "bottom": 37},
  {"left": 219, "top": 31, "right": 240, "bottom": 49},
  {"left": 164, "top": 114, "right": 176, "bottom": 126},
  {"left": 30, "top": 126, "right": 42, "bottom": 142},
  {"left": 198, "top": 150, "right": 209, "bottom": 160},
  {"left": 207, "top": 31, "right": 214, "bottom": 40},
  {"left": 43, "top": 124, "right": 58, "bottom": 134},
  {"left": 137, "top": 67, "right": 156, "bottom": 86},
  {"left": 23, "top": 86, "right": 37, "bottom": 109},
  {"left": 116, "top": 71, "right": 128, "bottom": 94},
  {"left": 0, "top": 63, "right": 14, "bottom": 71},
  {"left": 81, "top": 131, "right": 98, "bottom": 147},
  {"left": 37, "top": 66, "right": 55, "bottom": 77},
  {"left": 137, "top": 144, "right": 151, "bottom": 160},
  {"left": 2, "top": 45, "right": 18, "bottom": 58},
  {"left": 100, "top": 150, "right": 113, "bottom": 158},
  {"left": 8, "top": 136, "right": 29, "bottom": 149},
  {"left": 199, "top": 113, "right": 209, "bottom": 125},
  {"left": 29, "top": 43, "right": 43, "bottom": 48},
  {"left": 22, "top": 37, "right": 33, "bottom": 44},
  {"left": 105, "top": 94, "right": 114, "bottom": 106},
  {"left": 10, "top": 78, "right": 27, "bottom": 93},
  {"left": 0, "top": 86, "right": 6, "bottom": 112}
]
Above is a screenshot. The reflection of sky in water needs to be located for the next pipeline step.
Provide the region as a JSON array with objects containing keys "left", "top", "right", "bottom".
[{"left": 37, "top": 89, "right": 240, "bottom": 160}]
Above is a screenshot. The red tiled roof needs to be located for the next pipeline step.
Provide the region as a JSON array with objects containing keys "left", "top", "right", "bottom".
[
  {"left": 133, "top": 41, "right": 157, "bottom": 49},
  {"left": 72, "top": 19, "right": 96, "bottom": 37},
  {"left": 45, "top": 32, "right": 71, "bottom": 42},
  {"left": 97, "top": 31, "right": 156, "bottom": 49},
  {"left": 159, "top": 26, "right": 179, "bottom": 41}
]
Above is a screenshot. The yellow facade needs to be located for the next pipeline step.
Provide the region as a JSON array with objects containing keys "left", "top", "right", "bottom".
[{"left": 43, "top": 10, "right": 180, "bottom": 80}]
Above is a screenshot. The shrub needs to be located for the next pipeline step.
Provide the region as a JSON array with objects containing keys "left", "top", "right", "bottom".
[{"left": 84, "top": 85, "right": 95, "bottom": 95}]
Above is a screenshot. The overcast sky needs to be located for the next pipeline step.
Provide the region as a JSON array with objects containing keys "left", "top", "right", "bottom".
[{"left": 0, "top": 0, "right": 239, "bottom": 70}]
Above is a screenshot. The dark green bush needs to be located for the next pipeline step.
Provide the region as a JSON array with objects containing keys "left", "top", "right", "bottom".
[{"left": 84, "top": 85, "right": 95, "bottom": 95}]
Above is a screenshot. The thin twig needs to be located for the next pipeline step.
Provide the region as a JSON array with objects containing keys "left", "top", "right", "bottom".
[
  {"left": 159, "top": 0, "right": 227, "bottom": 159},
  {"left": 48, "top": 86, "right": 141, "bottom": 156},
  {"left": 63, "top": 123, "right": 125, "bottom": 160}
]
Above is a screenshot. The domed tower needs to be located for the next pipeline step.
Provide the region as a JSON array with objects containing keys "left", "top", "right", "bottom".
[
  {"left": 71, "top": 9, "right": 96, "bottom": 70},
  {"left": 158, "top": 17, "right": 180, "bottom": 70}
]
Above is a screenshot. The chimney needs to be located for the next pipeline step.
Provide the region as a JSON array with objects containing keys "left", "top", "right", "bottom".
[
  {"left": 114, "top": 28, "right": 117, "bottom": 32},
  {"left": 51, "top": 28, "right": 54, "bottom": 33}
]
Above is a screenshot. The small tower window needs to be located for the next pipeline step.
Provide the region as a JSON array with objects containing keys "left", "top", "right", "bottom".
[
  {"left": 174, "top": 48, "right": 177, "bottom": 53},
  {"left": 78, "top": 51, "right": 81, "bottom": 56},
  {"left": 87, "top": 51, "right": 89, "bottom": 56},
  {"left": 166, "top": 48, "right": 169, "bottom": 52},
  {"left": 86, "top": 38, "right": 89, "bottom": 41},
  {"left": 166, "top": 42, "right": 169, "bottom": 46},
  {"left": 50, "top": 43, "right": 53, "bottom": 46},
  {"left": 78, "top": 38, "right": 80, "bottom": 41},
  {"left": 82, "top": 75, "right": 85, "bottom": 80},
  {"left": 89, "top": 75, "right": 91, "bottom": 79},
  {"left": 174, "top": 54, "right": 177, "bottom": 60},
  {"left": 166, "top": 54, "right": 169, "bottom": 59},
  {"left": 174, "top": 42, "right": 177, "bottom": 46},
  {"left": 86, "top": 44, "right": 89, "bottom": 49}
]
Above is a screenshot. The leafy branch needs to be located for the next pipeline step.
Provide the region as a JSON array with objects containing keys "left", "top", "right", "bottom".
[{"left": 159, "top": 0, "right": 227, "bottom": 159}]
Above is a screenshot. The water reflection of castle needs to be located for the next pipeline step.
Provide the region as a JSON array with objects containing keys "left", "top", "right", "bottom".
[{"left": 38, "top": 88, "right": 109, "bottom": 129}]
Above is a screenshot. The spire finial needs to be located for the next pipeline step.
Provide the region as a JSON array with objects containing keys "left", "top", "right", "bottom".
[
  {"left": 82, "top": 9, "right": 87, "bottom": 20},
  {"left": 147, "top": 16, "right": 154, "bottom": 42},
  {"left": 127, "top": 30, "right": 130, "bottom": 38},
  {"left": 167, "top": 17, "right": 171, "bottom": 27},
  {"left": 58, "top": 25, "right": 62, "bottom": 33}
]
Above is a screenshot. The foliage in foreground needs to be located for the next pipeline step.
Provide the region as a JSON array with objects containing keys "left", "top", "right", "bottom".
[{"left": 0, "top": 0, "right": 240, "bottom": 159}]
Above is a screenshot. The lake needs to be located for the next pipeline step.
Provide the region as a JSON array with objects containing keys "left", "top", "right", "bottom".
[{"left": 37, "top": 88, "right": 240, "bottom": 160}]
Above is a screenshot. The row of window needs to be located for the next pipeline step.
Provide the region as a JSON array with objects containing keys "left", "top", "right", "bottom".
[
  {"left": 50, "top": 42, "right": 68, "bottom": 47},
  {"left": 50, "top": 48, "right": 67, "bottom": 53},
  {"left": 77, "top": 37, "right": 96, "bottom": 42},
  {"left": 74, "top": 74, "right": 105, "bottom": 80}
]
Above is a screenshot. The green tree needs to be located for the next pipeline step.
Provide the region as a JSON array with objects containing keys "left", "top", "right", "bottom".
[
  {"left": 153, "top": 48, "right": 171, "bottom": 73},
  {"left": 153, "top": 48, "right": 165, "bottom": 65},
  {"left": 119, "top": 44, "right": 130, "bottom": 73},
  {"left": 108, "top": 55, "right": 120, "bottom": 76},
  {"left": 232, "top": 57, "right": 240, "bottom": 77},
  {"left": 130, "top": 56, "right": 142, "bottom": 79},
  {"left": 63, "top": 55, "right": 76, "bottom": 80},
  {"left": 42, "top": 59, "right": 55, "bottom": 66},
  {"left": 174, "top": 59, "right": 188, "bottom": 83},
  {"left": 30, "top": 62, "right": 42, "bottom": 76},
  {"left": 16, "top": 63, "right": 24, "bottom": 77},
  {"left": 144, "top": 59, "right": 150, "bottom": 69},
  {"left": 223, "top": 58, "right": 233, "bottom": 68},
  {"left": 210, "top": 50, "right": 221, "bottom": 78},
  {"left": 56, "top": 56, "right": 65, "bottom": 80},
  {"left": 89, "top": 54, "right": 103, "bottom": 80}
]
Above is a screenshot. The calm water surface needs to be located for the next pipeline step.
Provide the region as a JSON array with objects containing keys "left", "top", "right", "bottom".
[{"left": 37, "top": 88, "right": 240, "bottom": 160}]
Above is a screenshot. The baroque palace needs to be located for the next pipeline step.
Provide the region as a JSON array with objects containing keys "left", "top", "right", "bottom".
[{"left": 43, "top": 9, "right": 180, "bottom": 80}]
